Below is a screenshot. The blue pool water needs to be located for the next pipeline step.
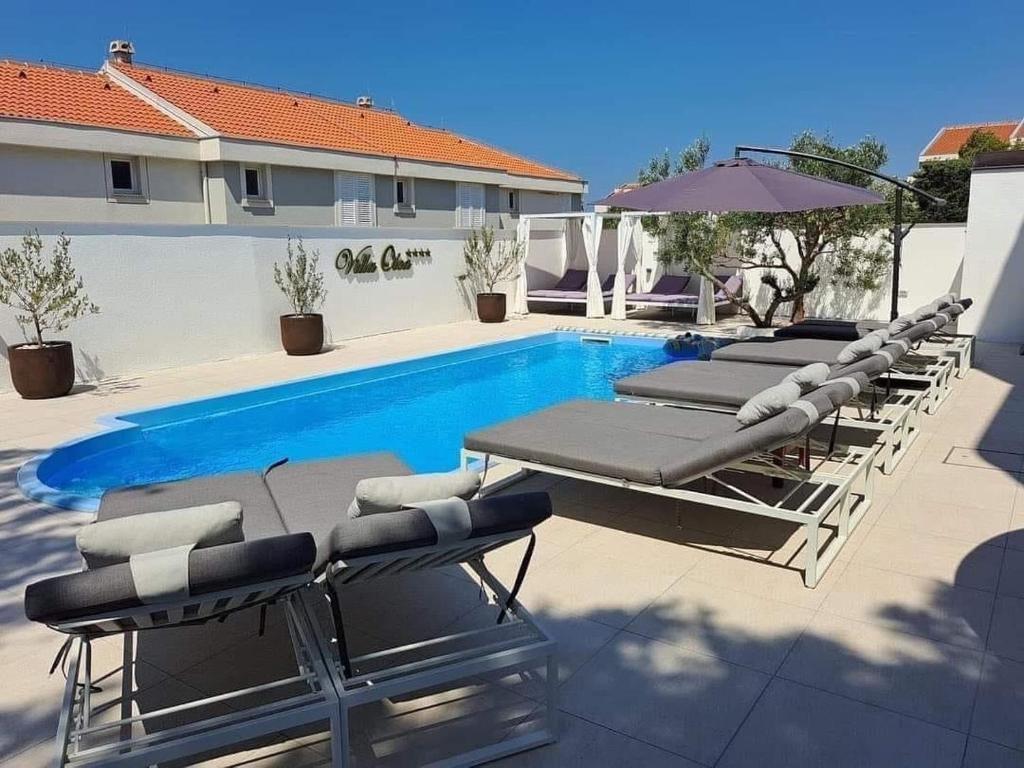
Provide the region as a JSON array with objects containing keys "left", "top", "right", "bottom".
[{"left": 25, "top": 332, "right": 685, "bottom": 510}]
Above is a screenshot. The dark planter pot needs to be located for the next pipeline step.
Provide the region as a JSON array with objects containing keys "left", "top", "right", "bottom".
[
  {"left": 476, "top": 293, "right": 507, "bottom": 323},
  {"left": 280, "top": 314, "right": 324, "bottom": 355},
  {"left": 8, "top": 341, "right": 76, "bottom": 399}
]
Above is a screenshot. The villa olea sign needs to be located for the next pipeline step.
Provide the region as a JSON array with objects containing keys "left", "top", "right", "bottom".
[{"left": 335, "top": 244, "right": 430, "bottom": 275}]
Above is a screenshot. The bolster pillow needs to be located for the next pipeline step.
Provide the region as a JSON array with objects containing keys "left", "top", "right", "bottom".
[
  {"left": 736, "top": 381, "right": 801, "bottom": 427},
  {"left": 835, "top": 333, "right": 883, "bottom": 364},
  {"left": 348, "top": 470, "right": 482, "bottom": 518},
  {"left": 781, "top": 362, "right": 830, "bottom": 393},
  {"left": 76, "top": 501, "right": 244, "bottom": 569},
  {"left": 887, "top": 315, "right": 915, "bottom": 335}
]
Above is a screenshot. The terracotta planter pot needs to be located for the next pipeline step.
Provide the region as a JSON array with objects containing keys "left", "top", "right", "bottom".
[
  {"left": 280, "top": 314, "right": 324, "bottom": 355},
  {"left": 8, "top": 341, "right": 76, "bottom": 399},
  {"left": 476, "top": 293, "right": 507, "bottom": 323}
]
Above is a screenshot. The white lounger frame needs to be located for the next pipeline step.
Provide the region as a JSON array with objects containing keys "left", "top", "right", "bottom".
[
  {"left": 48, "top": 574, "right": 343, "bottom": 767},
  {"left": 626, "top": 297, "right": 733, "bottom": 314},
  {"left": 307, "top": 529, "right": 559, "bottom": 767},
  {"left": 462, "top": 443, "right": 878, "bottom": 588}
]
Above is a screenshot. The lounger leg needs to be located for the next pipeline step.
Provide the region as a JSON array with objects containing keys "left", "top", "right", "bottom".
[
  {"left": 330, "top": 707, "right": 349, "bottom": 768},
  {"left": 804, "top": 522, "right": 820, "bottom": 588},
  {"left": 545, "top": 652, "right": 560, "bottom": 741},
  {"left": 54, "top": 638, "right": 82, "bottom": 768}
]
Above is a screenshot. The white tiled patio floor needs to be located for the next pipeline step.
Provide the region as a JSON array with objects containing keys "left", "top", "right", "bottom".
[{"left": 1, "top": 314, "right": 1022, "bottom": 767}]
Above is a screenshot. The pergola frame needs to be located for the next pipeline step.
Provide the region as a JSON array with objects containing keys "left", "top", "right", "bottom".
[{"left": 516, "top": 210, "right": 722, "bottom": 322}]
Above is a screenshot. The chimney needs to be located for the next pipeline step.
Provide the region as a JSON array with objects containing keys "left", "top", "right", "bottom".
[
  {"left": 356, "top": 95, "right": 374, "bottom": 109},
  {"left": 108, "top": 40, "right": 135, "bottom": 65}
]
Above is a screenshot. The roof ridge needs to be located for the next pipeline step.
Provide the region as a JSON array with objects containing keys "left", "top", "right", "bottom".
[
  {"left": 936, "top": 120, "right": 1020, "bottom": 130},
  {"left": 117, "top": 60, "right": 396, "bottom": 116},
  {"left": 0, "top": 58, "right": 103, "bottom": 75}
]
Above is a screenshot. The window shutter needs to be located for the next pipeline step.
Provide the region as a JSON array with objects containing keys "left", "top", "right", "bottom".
[
  {"left": 336, "top": 172, "right": 375, "bottom": 226},
  {"left": 457, "top": 183, "right": 485, "bottom": 228}
]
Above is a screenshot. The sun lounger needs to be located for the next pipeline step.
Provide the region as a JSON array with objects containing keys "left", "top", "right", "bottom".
[
  {"left": 775, "top": 296, "right": 974, "bottom": 377},
  {"left": 712, "top": 312, "right": 963, "bottom": 414},
  {"left": 464, "top": 378, "right": 879, "bottom": 588},
  {"left": 527, "top": 271, "right": 635, "bottom": 305},
  {"left": 614, "top": 345, "right": 924, "bottom": 474},
  {"left": 627, "top": 273, "right": 742, "bottom": 312},
  {"left": 25, "top": 454, "right": 557, "bottom": 767}
]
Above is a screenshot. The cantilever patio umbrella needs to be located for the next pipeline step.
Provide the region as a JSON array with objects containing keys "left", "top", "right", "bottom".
[
  {"left": 597, "top": 157, "right": 885, "bottom": 323},
  {"left": 597, "top": 157, "right": 885, "bottom": 213}
]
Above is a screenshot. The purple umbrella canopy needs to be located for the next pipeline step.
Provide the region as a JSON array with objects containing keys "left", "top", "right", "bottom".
[{"left": 598, "top": 157, "right": 884, "bottom": 213}]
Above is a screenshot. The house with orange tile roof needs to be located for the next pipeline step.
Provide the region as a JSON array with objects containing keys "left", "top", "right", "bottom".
[
  {"left": 0, "top": 41, "right": 585, "bottom": 227},
  {"left": 918, "top": 119, "right": 1024, "bottom": 162}
]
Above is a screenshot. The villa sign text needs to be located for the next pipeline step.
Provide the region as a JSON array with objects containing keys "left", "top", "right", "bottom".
[{"left": 335, "top": 245, "right": 429, "bottom": 276}]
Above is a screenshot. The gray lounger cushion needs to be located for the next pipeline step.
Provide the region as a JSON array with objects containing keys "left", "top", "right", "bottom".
[
  {"left": 326, "top": 493, "right": 551, "bottom": 563},
  {"left": 465, "top": 383, "right": 860, "bottom": 489},
  {"left": 347, "top": 470, "right": 481, "bottom": 518},
  {"left": 99, "top": 470, "right": 288, "bottom": 540},
  {"left": 836, "top": 333, "right": 884, "bottom": 364},
  {"left": 615, "top": 360, "right": 803, "bottom": 408},
  {"left": 264, "top": 453, "right": 412, "bottom": 568},
  {"left": 712, "top": 338, "right": 849, "bottom": 367},
  {"left": 736, "top": 381, "right": 802, "bottom": 426},
  {"left": 24, "top": 533, "right": 316, "bottom": 625},
  {"left": 78, "top": 502, "right": 244, "bottom": 569}
]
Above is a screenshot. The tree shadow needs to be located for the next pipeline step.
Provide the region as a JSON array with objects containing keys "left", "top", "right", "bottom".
[{"left": 4, "top": 451, "right": 1023, "bottom": 765}]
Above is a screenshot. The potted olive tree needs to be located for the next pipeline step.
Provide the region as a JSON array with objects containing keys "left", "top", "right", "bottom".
[
  {"left": 0, "top": 231, "right": 99, "bottom": 399},
  {"left": 274, "top": 236, "right": 327, "bottom": 355},
  {"left": 459, "top": 226, "right": 523, "bottom": 323}
]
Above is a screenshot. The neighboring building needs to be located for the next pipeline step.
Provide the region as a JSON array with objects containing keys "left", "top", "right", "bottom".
[
  {"left": 0, "top": 41, "right": 585, "bottom": 227},
  {"left": 919, "top": 119, "right": 1024, "bottom": 162}
]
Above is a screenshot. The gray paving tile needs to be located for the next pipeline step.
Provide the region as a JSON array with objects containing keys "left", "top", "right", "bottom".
[
  {"left": 972, "top": 654, "right": 1024, "bottom": 750},
  {"left": 718, "top": 678, "right": 965, "bottom": 768},
  {"left": 627, "top": 577, "right": 814, "bottom": 673},
  {"left": 492, "top": 712, "right": 700, "bottom": 767},
  {"left": 560, "top": 631, "right": 768, "bottom": 765},
  {"left": 963, "top": 737, "right": 1024, "bottom": 768},
  {"left": 779, "top": 612, "right": 984, "bottom": 731}
]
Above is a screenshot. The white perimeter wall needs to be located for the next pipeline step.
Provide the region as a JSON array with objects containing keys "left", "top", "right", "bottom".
[
  {"left": 960, "top": 166, "right": 1024, "bottom": 343},
  {"left": 719, "top": 224, "right": 966, "bottom": 324},
  {"left": 0, "top": 223, "right": 562, "bottom": 393}
]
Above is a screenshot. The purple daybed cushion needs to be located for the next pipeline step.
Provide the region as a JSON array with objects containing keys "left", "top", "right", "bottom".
[{"left": 552, "top": 269, "right": 588, "bottom": 291}]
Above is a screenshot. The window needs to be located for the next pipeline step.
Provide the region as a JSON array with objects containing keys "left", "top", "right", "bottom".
[
  {"left": 336, "top": 172, "right": 376, "bottom": 226},
  {"left": 104, "top": 155, "right": 147, "bottom": 201},
  {"left": 393, "top": 176, "right": 415, "bottom": 212},
  {"left": 240, "top": 164, "right": 272, "bottom": 207},
  {"left": 110, "top": 160, "right": 135, "bottom": 192},
  {"left": 507, "top": 189, "right": 518, "bottom": 213},
  {"left": 456, "top": 182, "right": 485, "bottom": 228}
]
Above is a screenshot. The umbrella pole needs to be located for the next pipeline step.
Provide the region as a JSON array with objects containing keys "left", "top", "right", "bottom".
[{"left": 890, "top": 187, "right": 903, "bottom": 321}]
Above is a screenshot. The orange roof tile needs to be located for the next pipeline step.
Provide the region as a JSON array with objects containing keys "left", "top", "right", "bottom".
[
  {"left": 921, "top": 121, "right": 1020, "bottom": 158},
  {"left": 114, "top": 62, "right": 579, "bottom": 181},
  {"left": 0, "top": 60, "right": 193, "bottom": 138}
]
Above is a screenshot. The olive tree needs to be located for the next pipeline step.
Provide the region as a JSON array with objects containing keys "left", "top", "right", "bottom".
[
  {"left": 0, "top": 231, "right": 99, "bottom": 346},
  {"left": 273, "top": 236, "right": 326, "bottom": 315},
  {"left": 647, "top": 132, "right": 891, "bottom": 326}
]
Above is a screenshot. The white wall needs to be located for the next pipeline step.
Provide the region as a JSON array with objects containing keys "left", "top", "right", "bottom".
[
  {"left": 714, "top": 224, "right": 965, "bottom": 324},
  {"left": 0, "top": 223, "right": 519, "bottom": 392},
  {"left": 960, "top": 165, "right": 1024, "bottom": 343}
]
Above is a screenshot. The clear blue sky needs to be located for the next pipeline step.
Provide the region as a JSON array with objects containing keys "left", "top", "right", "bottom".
[{"left": 3, "top": 0, "right": 1022, "bottom": 201}]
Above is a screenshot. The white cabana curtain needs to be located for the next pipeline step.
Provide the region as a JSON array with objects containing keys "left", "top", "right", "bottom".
[
  {"left": 581, "top": 213, "right": 604, "bottom": 318},
  {"left": 636, "top": 219, "right": 663, "bottom": 292},
  {"left": 562, "top": 217, "right": 583, "bottom": 273},
  {"left": 696, "top": 275, "right": 716, "bottom": 325},
  {"left": 612, "top": 216, "right": 636, "bottom": 320},
  {"left": 513, "top": 217, "right": 532, "bottom": 316}
]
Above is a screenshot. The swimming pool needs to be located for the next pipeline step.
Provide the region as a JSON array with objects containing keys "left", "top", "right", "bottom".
[{"left": 22, "top": 331, "right": 689, "bottom": 511}]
